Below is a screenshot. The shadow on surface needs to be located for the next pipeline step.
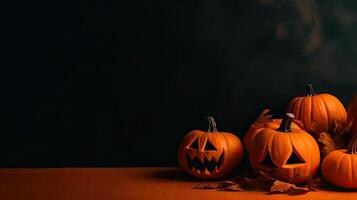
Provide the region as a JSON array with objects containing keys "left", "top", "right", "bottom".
[
  {"left": 321, "top": 184, "right": 357, "bottom": 193},
  {"left": 150, "top": 168, "right": 204, "bottom": 182}
]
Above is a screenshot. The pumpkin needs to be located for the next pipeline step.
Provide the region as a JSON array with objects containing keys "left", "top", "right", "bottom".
[
  {"left": 286, "top": 84, "right": 347, "bottom": 136},
  {"left": 347, "top": 96, "right": 357, "bottom": 135},
  {"left": 243, "top": 113, "right": 320, "bottom": 184},
  {"left": 178, "top": 116, "right": 243, "bottom": 179},
  {"left": 321, "top": 135, "right": 357, "bottom": 189}
]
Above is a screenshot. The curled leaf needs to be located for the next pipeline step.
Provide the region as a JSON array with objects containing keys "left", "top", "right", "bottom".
[
  {"left": 305, "top": 178, "right": 328, "bottom": 191},
  {"left": 217, "top": 180, "right": 237, "bottom": 188},
  {"left": 218, "top": 184, "right": 245, "bottom": 192},
  {"left": 318, "top": 132, "right": 337, "bottom": 157},
  {"left": 269, "top": 180, "right": 309, "bottom": 195},
  {"left": 192, "top": 182, "right": 218, "bottom": 189},
  {"left": 332, "top": 120, "right": 350, "bottom": 136},
  {"left": 230, "top": 176, "right": 274, "bottom": 191},
  {"left": 255, "top": 109, "right": 274, "bottom": 123}
]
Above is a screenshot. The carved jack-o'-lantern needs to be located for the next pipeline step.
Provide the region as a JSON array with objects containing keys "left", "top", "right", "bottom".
[
  {"left": 243, "top": 113, "right": 320, "bottom": 184},
  {"left": 178, "top": 117, "right": 243, "bottom": 179}
]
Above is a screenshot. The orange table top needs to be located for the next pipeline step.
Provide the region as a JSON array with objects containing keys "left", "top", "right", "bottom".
[{"left": 0, "top": 167, "right": 356, "bottom": 200}]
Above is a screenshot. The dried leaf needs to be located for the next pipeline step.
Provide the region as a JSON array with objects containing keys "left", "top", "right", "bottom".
[
  {"left": 193, "top": 171, "right": 317, "bottom": 195},
  {"left": 230, "top": 175, "right": 274, "bottom": 191},
  {"left": 318, "top": 132, "right": 337, "bottom": 157},
  {"left": 269, "top": 180, "right": 295, "bottom": 193},
  {"left": 217, "top": 180, "right": 237, "bottom": 188},
  {"left": 218, "top": 184, "right": 245, "bottom": 192},
  {"left": 333, "top": 120, "right": 349, "bottom": 136},
  {"left": 331, "top": 120, "right": 351, "bottom": 149},
  {"left": 305, "top": 178, "right": 328, "bottom": 191},
  {"left": 269, "top": 180, "right": 309, "bottom": 195},
  {"left": 255, "top": 109, "right": 274, "bottom": 122},
  {"left": 286, "top": 187, "right": 310, "bottom": 195},
  {"left": 193, "top": 182, "right": 218, "bottom": 189}
]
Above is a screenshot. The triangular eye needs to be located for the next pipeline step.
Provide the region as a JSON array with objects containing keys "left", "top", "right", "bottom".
[
  {"left": 204, "top": 140, "right": 217, "bottom": 151},
  {"left": 286, "top": 152, "right": 305, "bottom": 164},
  {"left": 189, "top": 138, "right": 199, "bottom": 149},
  {"left": 260, "top": 152, "right": 276, "bottom": 168}
]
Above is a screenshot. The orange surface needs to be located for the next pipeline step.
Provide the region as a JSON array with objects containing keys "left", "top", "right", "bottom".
[{"left": 0, "top": 167, "right": 357, "bottom": 200}]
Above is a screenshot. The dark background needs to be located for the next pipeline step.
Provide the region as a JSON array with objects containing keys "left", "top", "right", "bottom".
[{"left": 1, "top": 0, "right": 357, "bottom": 167}]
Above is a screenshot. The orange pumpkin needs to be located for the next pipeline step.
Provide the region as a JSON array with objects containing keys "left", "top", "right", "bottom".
[
  {"left": 178, "top": 116, "right": 243, "bottom": 179},
  {"left": 243, "top": 113, "right": 320, "bottom": 184},
  {"left": 286, "top": 84, "right": 347, "bottom": 136},
  {"left": 347, "top": 96, "right": 357, "bottom": 135},
  {"left": 322, "top": 135, "right": 357, "bottom": 189}
]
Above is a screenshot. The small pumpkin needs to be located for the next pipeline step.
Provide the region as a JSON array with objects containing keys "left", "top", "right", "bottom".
[
  {"left": 286, "top": 84, "right": 347, "bottom": 136},
  {"left": 243, "top": 113, "right": 320, "bottom": 184},
  {"left": 322, "top": 135, "right": 357, "bottom": 189},
  {"left": 347, "top": 96, "right": 357, "bottom": 135},
  {"left": 178, "top": 116, "right": 243, "bottom": 179}
]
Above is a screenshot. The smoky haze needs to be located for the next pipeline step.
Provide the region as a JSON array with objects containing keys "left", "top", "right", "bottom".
[{"left": 1, "top": 0, "right": 357, "bottom": 167}]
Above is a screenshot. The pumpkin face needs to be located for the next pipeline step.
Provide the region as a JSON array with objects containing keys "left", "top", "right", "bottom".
[
  {"left": 347, "top": 96, "right": 357, "bottom": 135},
  {"left": 286, "top": 84, "right": 347, "bottom": 136},
  {"left": 178, "top": 117, "right": 243, "bottom": 179},
  {"left": 322, "top": 135, "right": 357, "bottom": 188},
  {"left": 244, "top": 113, "right": 320, "bottom": 184}
]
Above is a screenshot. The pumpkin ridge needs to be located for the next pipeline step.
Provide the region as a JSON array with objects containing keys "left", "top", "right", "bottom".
[
  {"left": 331, "top": 94, "right": 347, "bottom": 122},
  {"left": 350, "top": 154, "right": 354, "bottom": 186},
  {"left": 272, "top": 133, "right": 293, "bottom": 167},
  {"left": 338, "top": 155, "right": 347, "bottom": 176},
  {"left": 302, "top": 96, "right": 312, "bottom": 126},
  {"left": 310, "top": 96, "right": 313, "bottom": 125},
  {"left": 351, "top": 155, "right": 357, "bottom": 186},
  {"left": 289, "top": 133, "right": 311, "bottom": 173},
  {"left": 318, "top": 94, "right": 331, "bottom": 132},
  {"left": 295, "top": 97, "right": 304, "bottom": 120},
  {"left": 249, "top": 129, "right": 265, "bottom": 150},
  {"left": 298, "top": 97, "right": 306, "bottom": 124},
  {"left": 305, "top": 133, "right": 314, "bottom": 175}
]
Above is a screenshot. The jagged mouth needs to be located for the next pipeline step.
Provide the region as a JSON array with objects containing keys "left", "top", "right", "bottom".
[{"left": 186, "top": 152, "right": 224, "bottom": 174}]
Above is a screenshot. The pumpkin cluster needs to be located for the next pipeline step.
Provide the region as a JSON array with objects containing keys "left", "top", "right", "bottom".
[{"left": 178, "top": 84, "right": 357, "bottom": 189}]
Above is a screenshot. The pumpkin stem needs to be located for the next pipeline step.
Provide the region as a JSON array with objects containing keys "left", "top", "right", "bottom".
[
  {"left": 347, "top": 135, "right": 357, "bottom": 154},
  {"left": 206, "top": 116, "right": 218, "bottom": 133},
  {"left": 306, "top": 84, "right": 315, "bottom": 96},
  {"left": 277, "top": 113, "right": 295, "bottom": 132}
]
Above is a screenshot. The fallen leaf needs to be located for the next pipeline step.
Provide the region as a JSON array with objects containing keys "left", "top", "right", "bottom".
[
  {"left": 269, "top": 180, "right": 295, "bottom": 193},
  {"left": 269, "top": 180, "right": 309, "bottom": 195},
  {"left": 218, "top": 184, "right": 245, "bottom": 192},
  {"left": 305, "top": 178, "right": 328, "bottom": 191},
  {"left": 193, "top": 182, "right": 218, "bottom": 189},
  {"left": 255, "top": 109, "right": 274, "bottom": 122},
  {"left": 286, "top": 187, "right": 310, "bottom": 195},
  {"left": 230, "top": 175, "right": 274, "bottom": 191},
  {"left": 318, "top": 132, "right": 337, "bottom": 157},
  {"left": 333, "top": 120, "right": 352, "bottom": 148},
  {"left": 216, "top": 180, "right": 237, "bottom": 188},
  {"left": 333, "top": 120, "right": 350, "bottom": 136}
]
